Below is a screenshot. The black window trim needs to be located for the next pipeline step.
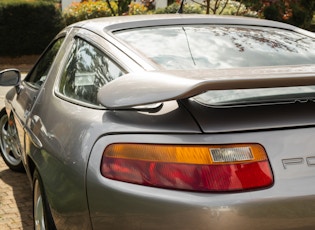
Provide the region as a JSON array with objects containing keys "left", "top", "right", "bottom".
[{"left": 54, "top": 34, "right": 127, "bottom": 109}]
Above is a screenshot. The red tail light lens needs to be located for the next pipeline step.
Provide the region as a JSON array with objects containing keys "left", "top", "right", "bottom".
[{"left": 101, "top": 143, "right": 273, "bottom": 192}]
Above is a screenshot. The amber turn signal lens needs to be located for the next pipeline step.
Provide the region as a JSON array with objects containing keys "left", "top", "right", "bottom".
[{"left": 101, "top": 143, "right": 273, "bottom": 192}]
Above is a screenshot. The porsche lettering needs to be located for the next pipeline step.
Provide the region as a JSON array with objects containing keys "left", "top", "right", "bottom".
[{"left": 282, "top": 156, "right": 315, "bottom": 169}]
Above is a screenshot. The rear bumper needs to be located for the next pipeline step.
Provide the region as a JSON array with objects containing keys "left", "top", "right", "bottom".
[
  {"left": 88, "top": 186, "right": 315, "bottom": 230},
  {"left": 87, "top": 132, "right": 315, "bottom": 230}
]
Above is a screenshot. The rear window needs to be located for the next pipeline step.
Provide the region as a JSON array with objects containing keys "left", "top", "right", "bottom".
[
  {"left": 115, "top": 25, "right": 315, "bottom": 70},
  {"left": 116, "top": 25, "right": 315, "bottom": 106},
  {"left": 193, "top": 86, "right": 315, "bottom": 107}
]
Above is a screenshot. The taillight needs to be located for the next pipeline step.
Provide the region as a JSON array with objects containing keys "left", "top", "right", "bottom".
[{"left": 101, "top": 143, "right": 273, "bottom": 192}]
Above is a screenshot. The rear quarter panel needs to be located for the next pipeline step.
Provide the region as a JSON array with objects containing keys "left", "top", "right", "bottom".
[
  {"left": 26, "top": 89, "right": 200, "bottom": 229},
  {"left": 87, "top": 129, "right": 315, "bottom": 230}
]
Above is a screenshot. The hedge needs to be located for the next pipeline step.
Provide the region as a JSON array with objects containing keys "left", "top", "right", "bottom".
[
  {"left": 63, "top": 0, "right": 117, "bottom": 25},
  {"left": 155, "top": 2, "right": 203, "bottom": 14},
  {"left": 1, "top": 0, "right": 314, "bottom": 58},
  {"left": 0, "top": 1, "right": 65, "bottom": 57}
]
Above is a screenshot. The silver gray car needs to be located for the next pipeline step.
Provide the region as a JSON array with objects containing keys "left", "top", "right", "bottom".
[{"left": 1, "top": 14, "right": 315, "bottom": 230}]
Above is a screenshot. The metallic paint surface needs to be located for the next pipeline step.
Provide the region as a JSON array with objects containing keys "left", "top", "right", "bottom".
[
  {"left": 1, "top": 15, "right": 315, "bottom": 229},
  {"left": 87, "top": 131, "right": 315, "bottom": 229},
  {"left": 98, "top": 65, "right": 315, "bottom": 109}
]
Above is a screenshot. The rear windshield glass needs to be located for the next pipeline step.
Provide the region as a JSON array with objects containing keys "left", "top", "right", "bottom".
[
  {"left": 193, "top": 86, "right": 315, "bottom": 107},
  {"left": 115, "top": 25, "right": 315, "bottom": 70},
  {"left": 115, "top": 25, "right": 315, "bottom": 106}
]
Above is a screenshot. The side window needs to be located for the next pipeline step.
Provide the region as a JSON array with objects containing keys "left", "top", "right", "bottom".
[
  {"left": 25, "top": 37, "right": 65, "bottom": 87},
  {"left": 59, "top": 38, "right": 124, "bottom": 105}
]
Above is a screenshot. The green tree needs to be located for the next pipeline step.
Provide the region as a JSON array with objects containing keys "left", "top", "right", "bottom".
[
  {"left": 190, "top": 0, "right": 231, "bottom": 14},
  {"left": 81, "top": 0, "right": 131, "bottom": 15},
  {"left": 235, "top": 0, "right": 315, "bottom": 30},
  {"left": 116, "top": 0, "right": 132, "bottom": 15},
  {"left": 287, "top": 0, "right": 315, "bottom": 29},
  {"left": 235, "top": 0, "right": 262, "bottom": 12}
]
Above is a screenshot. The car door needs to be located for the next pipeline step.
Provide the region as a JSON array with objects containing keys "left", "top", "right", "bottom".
[{"left": 11, "top": 36, "right": 65, "bottom": 158}]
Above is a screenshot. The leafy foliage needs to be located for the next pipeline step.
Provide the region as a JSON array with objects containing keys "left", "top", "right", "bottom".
[
  {"left": 237, "top": 0, "right": 315, "bottom": 30},
  {"left": 286, "top": 0, "right": 315, "bottom": 29},
  {"left": 155, "top": 2, "right": 203, "bottom": 14},
  {"left": 0, "top": 0, "right": 64, "bottom": 56},
  {"left": 63, "top": 0, "right": 117, "bottom": 25},
  {"left": 128, "top": 2, "right": 148, "bottom": 15},
  {"left": 1, "top": 0, "right": 314, "bottom": 57},
  {"left": 116, "top": 0, "right": 132, "bottom": 15}
]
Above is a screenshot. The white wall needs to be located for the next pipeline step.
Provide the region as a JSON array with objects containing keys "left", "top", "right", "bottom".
[
  {"left": 61, "top": 0, "right": 80, "bottom": 11},
  {"left": 155, "top": 0, "right": 168, "bottom": 9}
]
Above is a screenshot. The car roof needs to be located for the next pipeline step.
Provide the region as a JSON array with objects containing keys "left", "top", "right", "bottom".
[{"left": 69, "top": 14, "right": 314, "bottom": 37}]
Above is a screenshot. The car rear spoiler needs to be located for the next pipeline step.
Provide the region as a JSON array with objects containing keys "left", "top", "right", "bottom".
[{"left": 97, "top": 65, "right": 315, "bottom": 109}]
